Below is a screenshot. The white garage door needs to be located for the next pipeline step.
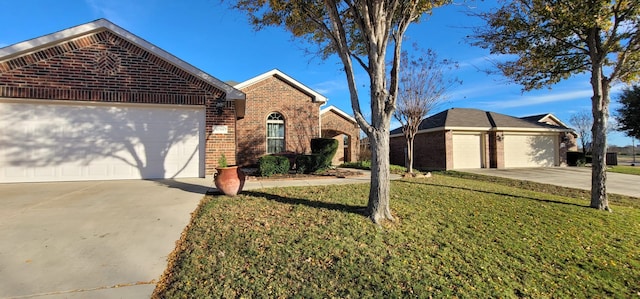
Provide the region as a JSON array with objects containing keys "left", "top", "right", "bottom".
[
  {"left": 452, "top": 133, "right": 482, "bottom": 169},
  {"left": 0, "top": 99, "right": 205, "bottom": 183},
  {"left": 503, "top": 134, "right": 557, "bottom": 168}
]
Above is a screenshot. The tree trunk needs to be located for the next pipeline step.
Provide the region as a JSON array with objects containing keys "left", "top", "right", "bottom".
[
  {"left": 367, "top": 128, "right": 394, "bottom": 224},
  {"left": 406, "top": 136, "right": 414, "bottom": 174},
  {"left": 589, "top": 66, "right": 611, "bottom": 211}
]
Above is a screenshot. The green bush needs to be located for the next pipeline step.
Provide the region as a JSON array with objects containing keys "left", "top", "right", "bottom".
[
  {"left": 310, "top": 138, "right": 339, "bottom": 170},
  {"left": 258, "top": 155, "right": 290, "bottom": 177},
  {"left": 295, "top": 154, "right": 323, "bottom": 174}
]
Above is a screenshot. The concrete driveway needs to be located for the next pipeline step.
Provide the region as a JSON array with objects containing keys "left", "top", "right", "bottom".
[
  {"left": 0, "top": 178, "right": 212, "bottom": 299},
  {"left": 461, "top": 167, "right": 640, "bottom": 198}
]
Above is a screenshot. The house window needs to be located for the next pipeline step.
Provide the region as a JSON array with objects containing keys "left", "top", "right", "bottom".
[{"left": 267, "top": 112, "right": 285, "bottom": 154}]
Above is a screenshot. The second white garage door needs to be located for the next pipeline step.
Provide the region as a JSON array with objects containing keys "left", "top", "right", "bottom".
[
  {"left": 0, "top": 99, "right": 205, "bottom": 183},
  {"left": 452, "top": 133, "right": 483, "bottom": 169},
  {"left": 503, "top": 134, "right": 557, "bottom": 168}
]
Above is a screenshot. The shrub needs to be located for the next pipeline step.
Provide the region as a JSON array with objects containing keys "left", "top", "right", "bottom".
[
  {"left": 310, "top": 138, "right": 339, "bottom": 170},
  {"left": 295, "top": 154, "right": 323, "bottom": 174},
  {"left": 567, "top": 152, "right": 585, "bottom": 166},
  {"left": 258, "top": 155, "right": 290, "bottom": 177}
]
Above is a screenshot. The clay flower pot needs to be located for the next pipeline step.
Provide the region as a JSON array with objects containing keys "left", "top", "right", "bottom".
[{"left": 214, "top": 166, "right": 245, "bottom": 196}]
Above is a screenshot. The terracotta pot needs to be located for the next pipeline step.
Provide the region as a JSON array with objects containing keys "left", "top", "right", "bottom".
[{"left": 214, "top": 166, "right": 245, "bottom": 196}]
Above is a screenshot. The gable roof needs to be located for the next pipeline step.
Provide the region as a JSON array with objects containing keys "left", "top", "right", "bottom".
[
  {"left": 320, "top": 105, "right": 357, "bottom": 124},
  {"left": 0, "top": 18, "right": 245, "bottom": 102},
  {"left": 234, "top": 69, "right": 328, "bottom": 103},
  {"left": 520, "top": 113, "right": 571, "bottom": 129},
  {"left": 390, "top": 108, "right": 573, "bottom": 136}
]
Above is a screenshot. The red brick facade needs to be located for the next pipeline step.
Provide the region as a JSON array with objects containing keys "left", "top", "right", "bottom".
[
  {"left": 235, "top": 76, "right": 322, "bottom": 166},
  {"left": 0, "top": 30, "right": 237, "bottom": 175},
  {"left": 390, "top": 131, "right": 449, "bottom": 170}
]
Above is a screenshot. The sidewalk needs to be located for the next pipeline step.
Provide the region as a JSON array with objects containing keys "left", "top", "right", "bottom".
[
  {"left": 214, "top": 168, "right": 401, "bottom": 193},
  {"left": 461, "top": 167, "right": 640, "bottom": 198},
  {"left": 244, "top": 170, "right": 384, "bottom": 190}
]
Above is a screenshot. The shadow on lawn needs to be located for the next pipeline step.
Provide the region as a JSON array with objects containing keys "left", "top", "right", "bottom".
[
  {"left": 399, "top": 180, "right": 588, "bottom": 208},
  {"left": 242, "top": 190, "right": 367, "bottom": 216}
]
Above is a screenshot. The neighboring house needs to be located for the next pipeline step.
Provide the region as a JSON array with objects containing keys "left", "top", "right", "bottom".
[
  {"left": 389, "top": 108, "right": 577, "bottom": 170},
  {"left": 0, "top": 19, "right": 358, "bottom": 183}
]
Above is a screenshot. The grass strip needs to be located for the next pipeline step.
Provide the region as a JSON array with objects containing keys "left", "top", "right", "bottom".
[
  {"left": 153, "top": 174, "right": 639, "bottom": 298},
  {"left": 608, "top": 165, "right": 640, "bottom": 176}
]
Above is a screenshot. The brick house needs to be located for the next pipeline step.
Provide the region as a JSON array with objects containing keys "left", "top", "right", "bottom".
[
  {"left": 0, "top": 19, "right": 359, "bottom": 183},
  {"left": 389, "top": 108, "right": 577, "bottom": 170}
]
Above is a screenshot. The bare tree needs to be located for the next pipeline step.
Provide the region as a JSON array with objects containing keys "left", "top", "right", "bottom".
[
  {"left": 394, "top": 47, "right": 460, "bottom": 174},
  {"left": 569, "top": 110, "right": 592, "bottom": 155},
  {"left": 233, "top": 0, "right": 451, "bottom": 224}
]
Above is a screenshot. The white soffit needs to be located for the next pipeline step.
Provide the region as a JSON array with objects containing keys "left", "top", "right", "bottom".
[{"left": 320, "top": 105, "right": 357, "bottom": 123}]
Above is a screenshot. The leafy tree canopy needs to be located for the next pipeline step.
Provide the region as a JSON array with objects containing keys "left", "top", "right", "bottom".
[
  {"left": 471, "top": 0, "right": 640, "bottom": 90},
  {"left": 616, "top": 85, "right": 640, "bottom": 140}
]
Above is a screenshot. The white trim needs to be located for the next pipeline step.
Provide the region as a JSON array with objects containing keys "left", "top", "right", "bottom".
[
  {"left": 0, "top": 19, "right": 245, "bottom": 102},
  {"left": 320, "top": 105, "right": 357, "bottom": 123},
  {"left": 234, "top": 69, "right": 327, "bottom": 103},
  {"left": 527, "top": 113, "right": 571, "bottom": 128}
]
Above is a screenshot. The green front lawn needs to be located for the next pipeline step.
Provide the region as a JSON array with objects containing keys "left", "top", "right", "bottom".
[
  {"left": 608, "top": 165, "right": 640, "bottom": 176},
  {"left": 153, "top": 174, "right": 639, "bottom": 298}
]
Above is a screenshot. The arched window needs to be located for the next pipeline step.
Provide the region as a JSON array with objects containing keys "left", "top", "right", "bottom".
[{"left": 266, "top": 112, "right": 285, "bottom": 154}]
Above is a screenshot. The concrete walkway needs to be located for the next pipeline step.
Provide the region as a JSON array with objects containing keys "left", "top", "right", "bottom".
[
  {"left": 460, "top": 167, "right": 640, "bottom": 198},
  {"left": 242, "top": 170, "right": 386, "bottom": 191}
]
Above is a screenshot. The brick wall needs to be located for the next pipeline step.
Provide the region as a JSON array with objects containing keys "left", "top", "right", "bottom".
[
  {"left": 236, "top": 76, "right": 321, "bottom": 166},
  {"left": 0, "top": 30, "right": 236, "bottom": 175},
  {"left": 390, "top": 130, "right": 448, "bottom": 170}
]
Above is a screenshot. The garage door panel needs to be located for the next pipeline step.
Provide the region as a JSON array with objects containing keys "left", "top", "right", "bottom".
[
  {"left": 0, "top": 100, "right": 204, "bottom": 183},
  {"left": 504, "top": 134, "right": 556, "bottom": 168},
  {"left": 452, "top": 133, "right": 482, "bottom": 169}
]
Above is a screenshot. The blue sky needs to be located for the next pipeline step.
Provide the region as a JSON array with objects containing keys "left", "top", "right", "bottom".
[{"left": 1, "top": 0, "right": 634, "bottom": 146}]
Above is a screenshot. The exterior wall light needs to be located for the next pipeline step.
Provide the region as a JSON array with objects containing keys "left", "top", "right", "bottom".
[{"left": 215, "top": 95, "right": 226, "bottom": 115}]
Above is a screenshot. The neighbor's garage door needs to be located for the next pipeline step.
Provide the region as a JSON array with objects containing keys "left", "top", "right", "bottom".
[
  {"left": 503, "top": 133, "right": 557, "bottom": 168},
  {"left": 452, "top": 133, "right": 483, "bottom": 169},
  {"left": 0, "top": 99, "right": 205, "bottom": 183}
]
